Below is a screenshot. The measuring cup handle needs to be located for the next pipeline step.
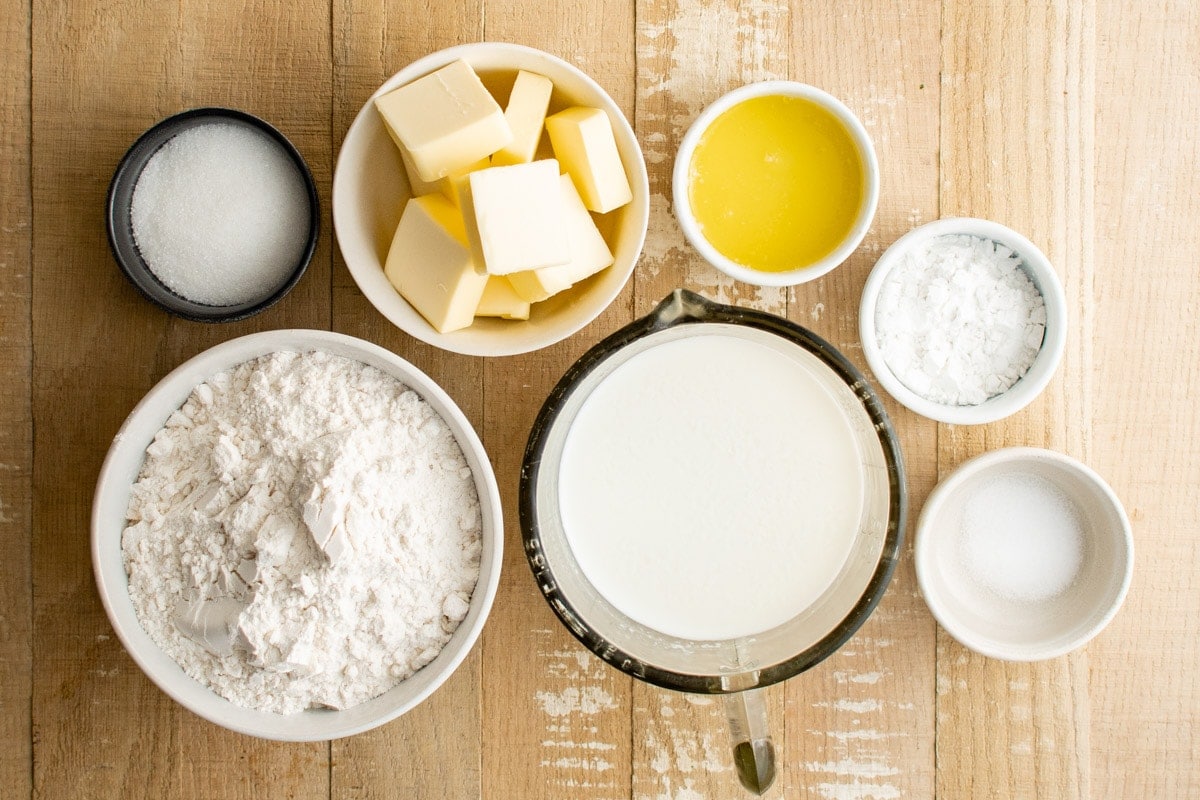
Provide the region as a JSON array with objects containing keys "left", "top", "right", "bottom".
[{"left": 723, "top": 688, "right": 776, "bottom": 795}]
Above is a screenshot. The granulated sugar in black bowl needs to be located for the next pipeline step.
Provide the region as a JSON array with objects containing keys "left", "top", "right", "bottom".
[{"left": 106, "top": 108, "right": 319, "bottom": 323}]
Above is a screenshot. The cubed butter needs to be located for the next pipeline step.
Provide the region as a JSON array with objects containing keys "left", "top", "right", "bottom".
[
  {"left": 397, "top": 145, "right": 489, "bottom": 202},
  {"left": 440, "top": 158, "right": 491, "bottom": 208},
  {"left": 384, "top": 194, "right": 487, "bottom": 334},
  {"left": 508, "top": 174, "right": 614, "bottom": 303},
  {"left": 396, "top": 143, "right": 441, "bottom": 197},
  {"left": 491, "top": 70, "right": 554, "bottom": 166},
  {"left": 374, "top": 59, "right": 512, "bottom": 182},
  {"left": 461, "top": 159, "right": 570, "bottom": 276},
  {"left": 475, "top": 276, "right": 531, "bottom": 320},
  {"left": 545, "top": 106, "right": 632, "bottom": 213}
]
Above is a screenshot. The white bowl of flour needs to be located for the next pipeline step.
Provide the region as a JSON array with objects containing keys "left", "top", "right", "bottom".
[
  {"left": 859, "top": 217, "right": 1067, "bottom": 425},
  {"left": 92, "top": 330, "right": 502, "bottom": 740}
]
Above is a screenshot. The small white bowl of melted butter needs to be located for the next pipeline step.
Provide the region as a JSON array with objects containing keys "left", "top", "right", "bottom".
[
  {"left": 673, "top": 80, "right": 879, "bottom": 287},
  {"left": 333, "top": 43, "right": 650, "bottom": 357}
]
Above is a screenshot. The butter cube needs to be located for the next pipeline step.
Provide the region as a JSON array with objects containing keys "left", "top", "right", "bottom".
[
  {"left": 396, "top": 144, "right": 442, "bottom": 197},
  {"left": 375, "top": 59, "right": 512, "bottom": 182},
  {"left": 491, "top": 71, "right": 554, "bottom": 166},
  {"left": 545, "top": 106, "right": 632, "bottom": 213},
  {"left": 475, "top": 276, "right": 531, "bottom": 320},
  {"left": 384, "top": 194, "right": 487, "bottom": 334},
  {"left": 397, "top": 145, "right": 488, "bottom": 202},
  {"left": 508, "top": 174, "right": 614, "bottom": 302},
  {"left": 440, "top": 159, "right": 491, "bottom": 208},
  {"left": 461, "top": 159, "right": 570, "bottom": 276}
]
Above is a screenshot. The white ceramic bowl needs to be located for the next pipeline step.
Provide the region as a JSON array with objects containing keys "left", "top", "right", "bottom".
[
  {"left": 916, "top": 447, "right": 1132, "bottom": 661},
  {"left": 91, "top": 329, "right": 503, "bottom": 740},
  {"left": 333, "top": 43, "right": 650, "bottom": 357},
  {"left": 672, "top": 81, "right": 879, "bottom": 287},
  {"left": 859, "top": 217, "right": 1068, "bottom": 425}
]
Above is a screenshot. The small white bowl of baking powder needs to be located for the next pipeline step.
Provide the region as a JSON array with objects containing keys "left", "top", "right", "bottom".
[
  {"left": 859, "top": 217, "right": 1067, "bottom": 425},
  {"left": 916, "top": 447, "right": 1133, "bottom": 661}
]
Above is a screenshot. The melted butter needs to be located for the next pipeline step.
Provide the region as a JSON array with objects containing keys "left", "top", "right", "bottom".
[{"left": 688, "top": 94, "right": 865, "bottom": 272}]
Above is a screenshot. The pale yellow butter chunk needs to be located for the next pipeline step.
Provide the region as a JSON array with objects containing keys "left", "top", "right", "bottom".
[
  {"left": 440, "top": 158, "right": 491, "bottom": 208},
  {"left": 397, "top": 144, "right": 488, "bottom": 202},
  {"left": 396, "top": 143, "right": 441, "bottom": 196},
  {"left": 461, "top": 159, "right": 570, "bottom": 276},
  {"left": 475, "top": 276, "right": 531, "bottom": 320},
  {"left": 545, "top": 106, "right": 632, "bottom": 213},
  {"left": 491, "top": 70, "right": 554, "bottom": 166},
  {"left": 508, "top": 174, "right": 615, "bottom": 303},
  {"left": 384, "top": 194, "right": 488, "bottom": 334},
  {"left": 374, "top": 59, "right": 512, "bottom": 182}
]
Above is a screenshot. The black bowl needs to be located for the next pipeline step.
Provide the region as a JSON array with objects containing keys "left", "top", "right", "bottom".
[{"left": 105, "top": 107, "right": 320, "bottom": 323}]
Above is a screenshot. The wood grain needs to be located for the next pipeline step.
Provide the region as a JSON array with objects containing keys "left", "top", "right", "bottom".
[
  {"left": 631, "top": 3, "right": 791, "bottom": 796},
  {"left": 30, "top": 1, "right": 333, "bottom": 797},
  {"left": 0, "top": 2, "right": 32, "bottom": 799},
  {"left": 781, "top": 4, "right": 940, "bottom": 798},
  {"left": 1090, "top": 1, "right": 1200, "bottom": 796},
  {"left": 5, "top": 1, "right": 1198, "bottom": 798},
  {"left": 936, "top": 2, "right": 1095, "bottom": 798},
  {"left": 480, "top": 5, "right": 637, "bottom": 799},
  {"left": 330, "top": 2, "right": 486, "bottom": 798}
]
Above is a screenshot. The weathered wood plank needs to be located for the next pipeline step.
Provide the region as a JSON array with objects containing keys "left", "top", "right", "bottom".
[
  {"left": 781, "top": 3, "right": 940, "bottom": 798},
  {"left": 0, "top": 1, "right": 33, "bottom": 798},
  {"left": 1090, "top": 1, "right": 1200, "bottom": 796},
  {"left": 479, "top": 4, "right": 638, "bottom": 799},
  {"left": 936, "top": 2, "right": 1096, "bottom": 797},
  {"left": 31, "top": 1, "right": 334, "bottom": 797},
  {"left": 330, "top": 2, "right": 486, "bottom": 798}
]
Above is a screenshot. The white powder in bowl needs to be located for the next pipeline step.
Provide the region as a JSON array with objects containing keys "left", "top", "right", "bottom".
[
  {"left": 130, "top": 122, "right": 311, "bottom": 306},
  {"left": 874, "top": 234, "right": 1046, "bottom": 406},
  {"left": 121, "top": 350, "right": 482, "bottom": 714},
  {"left": 958, "top": 472, "right": 1084, "bottom": 603}
]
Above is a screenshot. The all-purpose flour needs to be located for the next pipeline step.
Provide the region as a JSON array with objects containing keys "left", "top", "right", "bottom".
[{"left": 122, "top": 350, "right": 481, "bottom": 714}]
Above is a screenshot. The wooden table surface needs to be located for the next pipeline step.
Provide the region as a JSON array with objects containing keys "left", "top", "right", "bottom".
[{"left": 3, "top": 1, "right": 1197, "bottom": 798}]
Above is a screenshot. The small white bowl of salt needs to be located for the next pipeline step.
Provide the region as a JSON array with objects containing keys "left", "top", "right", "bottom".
[
  {"left": 107, "top": 108, "right": 319, "bottom": 322},
  {"left": 859, "top": 217, "right": 1067, "bottom": 425},
  {"left": 916, "top": 447, "right": 1133, "bottom": 661}
]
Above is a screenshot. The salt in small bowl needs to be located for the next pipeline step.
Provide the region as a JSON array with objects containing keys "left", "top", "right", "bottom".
[{"left": 915, "top": 447, "right": 1133, "bottom": 662}]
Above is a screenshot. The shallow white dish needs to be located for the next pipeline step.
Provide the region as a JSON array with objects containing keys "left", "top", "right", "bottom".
[
  {"left": 672, "top": 80, "right": 879, "bottom": 287},
  {"left": 91, "top": 329, "right": 503, "bottom": 740},
  {"left": 916, "top": 447, "right": 1133, "bottom": 661},
  {"left": 859, "top": 217, "right": 1068, "bottom": 425},
  {"left": 332, "top": 42, "right": 650, "bottom": 357}
]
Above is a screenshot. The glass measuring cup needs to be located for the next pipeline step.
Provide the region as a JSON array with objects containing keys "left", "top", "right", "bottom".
[{"left": 520, "top": 290, "right": 906, "bottom": 793}]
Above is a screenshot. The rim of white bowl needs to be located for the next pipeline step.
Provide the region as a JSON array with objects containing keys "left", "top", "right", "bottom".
[
  {"left": 332, "top": 42, "right": 650, "bottom": 357},
  {"left": 915, "top": 447, "right": 1134, "bottom": 661},
  {"left": 91, "top": 329, "right": 503, "bottom": 740},
  {"left": 859, "top": 217, "right": 1068, "bottom": 425},
  {"left": 671, "top": 80, "right": 880, "bottom": 287}
]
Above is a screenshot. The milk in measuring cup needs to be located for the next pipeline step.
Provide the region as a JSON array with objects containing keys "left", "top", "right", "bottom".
[{"left": 558, "top": 332, "right": 865, "bottom": 641}]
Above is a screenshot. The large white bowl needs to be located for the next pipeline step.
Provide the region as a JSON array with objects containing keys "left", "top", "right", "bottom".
[
  {"left": 333, "top": 43, "right": 650, "bottom": 357},
  {"left": 859, "top": 217, "right": 1068, "bottom": 425},
  {"left": 916, "top": 447, "right": 1132, "bottom": 661},
  {"left": 91, "top": 329, "right": 503, "bottom": 740}
]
